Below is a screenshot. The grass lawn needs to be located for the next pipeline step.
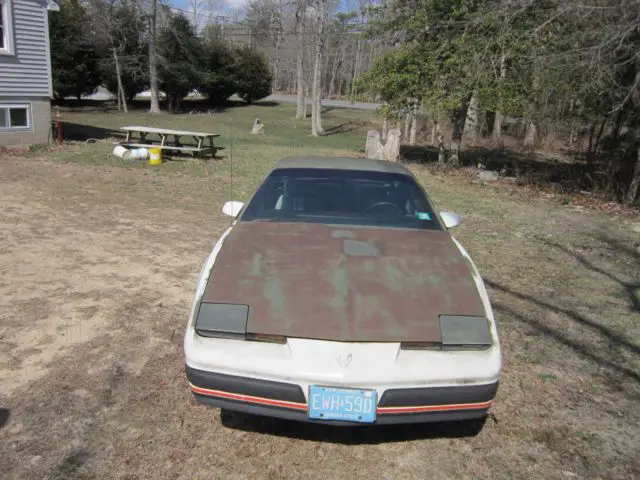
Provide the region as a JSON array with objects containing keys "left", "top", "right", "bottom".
[
  {"left": 0, "top": 101, "right": 639, "bottom": 479},
  {"left": 40, "top": 101, "right": 375, "bottom": 204}
]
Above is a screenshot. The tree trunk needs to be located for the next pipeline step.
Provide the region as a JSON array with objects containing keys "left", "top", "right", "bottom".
[
  {"left": 328, "top": 39, "right": 342, "bottom": 98},
  {"left": 148, "top": 0, "right": 160, "bottom": 113},
  {"left": 349, "top": 37, "right": 362, "bottom": 99},
  {"left": 409, "top": 101, "right": 418, "bottom": 145},
  {"left": 315, "top": 99, "right": 323, "bottom": 133},
  {"left": 524, "top": 122, "right": 537, "bottom": 148},
  {"left": 568, "top": 99, "right": 576, "bottom": 147},
  {"left": 463, "top": 90, "right": 479, "bottom": 144},
  {"left": 625, "top": 147, "right": 640, "bottom": 204},
  {"left": 311, "top": 0, "right": 326, "bottom": 137},
  {"left": 403, "top": 111, "right": 411, "bottom": 141},
  {"left": 311, "top": 43, "right": 323, "bottom": 136},
  {"left": 113, "top": 47, "right": 128, "bottom": 113},
  {"left": 303, "top": 82, "right": 309, "bottom": 119},
  {"left": 437, "top": 132, "right": 445, "bottom": 163},
  {"left": 611, "top": 107, "right": 625, "bottom": 147},
  {"left": 594, "top": 118, "right": 607, "bottom": 158},
  {"left": 272, "top": 52, "right": 280, "bottom": 93},
  {"left": 295, "top": 3, "right": 305, "bottom": 119},
  {"left": 493, "top": 53, "right": 506, "bottom": 142},
  {"left": 272, "top": 26, "right": 283, "bottom": 94},
  {"left": 450, "top": 94, "right": 472, "bottom": 164},
  {"left": 493, "top": 111, "right": 503, "bottom": 143}
]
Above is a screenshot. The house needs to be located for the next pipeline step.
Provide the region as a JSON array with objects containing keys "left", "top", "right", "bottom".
[{"left": 0, "top": 0, "right": 57, "bottom": 147}]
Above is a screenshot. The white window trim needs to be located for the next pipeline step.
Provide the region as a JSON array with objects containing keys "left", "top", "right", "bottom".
[
  {"left": 0, "top": 0, "right": 14, "bottom": 56},
  {"left": 0, "top": 104, "right": 32, "bottom": 131}
]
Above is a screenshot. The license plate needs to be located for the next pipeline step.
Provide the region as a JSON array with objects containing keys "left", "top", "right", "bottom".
[{"left": 308, "top": 385, "right": 377, "bottom": 423}]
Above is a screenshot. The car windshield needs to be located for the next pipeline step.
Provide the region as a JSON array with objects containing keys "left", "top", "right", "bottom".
[{"left": 240, "top": 168, "right": 443, "bottom": 230}]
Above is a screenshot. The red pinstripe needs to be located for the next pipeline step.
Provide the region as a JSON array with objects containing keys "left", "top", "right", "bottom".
[
  {"left": 376, "top": 400, "right": 492, "bottom": 414},
  {"left": 190, "top": 383, "right": 492, "bottom": 415},
  {"left": 189, "top": 383, "right": 308, "bottom": 411}
]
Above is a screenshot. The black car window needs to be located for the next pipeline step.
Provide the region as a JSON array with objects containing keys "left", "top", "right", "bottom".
[{"left": 241, "top": 168, "right": 443, "bottom": 230}]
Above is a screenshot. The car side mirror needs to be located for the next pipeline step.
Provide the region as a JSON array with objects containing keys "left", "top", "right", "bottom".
[
  {"left": 222, "top": 201, "right": 244, "bottom": 218},
  {"left": 440, "top": 211, "right": 461, "bottom": 228}
]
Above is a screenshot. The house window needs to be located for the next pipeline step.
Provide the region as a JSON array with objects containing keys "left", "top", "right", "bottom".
[
  {"left": 0, "top": 104, "right": 31, "bottom": 130},
  {"left": 0, "top": 0, "right": 12, "bottom": 54}
]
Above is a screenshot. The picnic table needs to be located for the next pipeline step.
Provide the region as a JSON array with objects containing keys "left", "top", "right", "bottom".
[{"left": 118, "top": 125, "right": 220, "bottom": 158}]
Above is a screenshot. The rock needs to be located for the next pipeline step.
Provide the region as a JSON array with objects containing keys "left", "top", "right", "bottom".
[
  {"left": 365, "top": 130, "right": 383, "bottom": 160},
  {"left": 251, "top": 118, "right": 264, "bottom": 135},
  {"left": 365, "top": 128, "right": 401, "bottom": 162},
  {"left": 382, "top": 128, "right": 401, "bottom": 162},
  {"left": 632, "top": 223, "right": 640, "bottom": 234},
  {"left": 476, "top": 170, "right": 499, "bottom": 182}
]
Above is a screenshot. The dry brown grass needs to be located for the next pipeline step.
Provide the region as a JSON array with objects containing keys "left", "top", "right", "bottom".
[{"left": 1, "top": 108, "right": 639, "bottom": 479}]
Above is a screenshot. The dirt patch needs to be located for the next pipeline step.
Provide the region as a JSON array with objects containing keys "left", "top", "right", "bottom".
[{"left": 0, "top": 157, "right": 638, "bottom": 479}]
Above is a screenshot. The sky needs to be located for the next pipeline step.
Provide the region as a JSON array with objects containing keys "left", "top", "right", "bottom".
[{"left": 168, "top": 0, "right": 356, "bottom": 21}]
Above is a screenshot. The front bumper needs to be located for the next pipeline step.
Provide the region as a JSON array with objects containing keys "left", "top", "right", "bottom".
[{"left": 186, "top": 366, "right": 498, "bottom": 426}]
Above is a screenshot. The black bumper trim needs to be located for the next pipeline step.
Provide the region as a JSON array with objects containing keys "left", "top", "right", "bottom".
[
  {"left": 378, "top": 382, "right": 499, "bottom": 407},
  {"left": 193, "top": 393, "right": 489, "bottom": 426},
  {"left": 185, "top": 365, "right": 306, "bottom": 404}
]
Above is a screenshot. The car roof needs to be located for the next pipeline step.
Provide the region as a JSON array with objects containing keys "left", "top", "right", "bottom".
[{"left": 273, "top": 156, "right": 414, "bottom": 176}]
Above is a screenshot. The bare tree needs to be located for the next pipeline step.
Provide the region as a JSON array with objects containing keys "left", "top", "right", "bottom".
[
  {"left": 409, "top": 99, "right": 418, "bottom": 145},
  {"left": 187, "top": 0, "right": 226, "bottom": 32},
  {"left": 148, "top": 0, "right": 161, "bottom": 113},
  {"left": 295, "top": 0, "right": 306, "bottom": 118},
  {"left": 311, "top": 0, "right": 330, "bottom": 136},
  {"left": 492, "top": 52, "right": 506, "bottom": 142},
  {"left": 627, "top": 146, "right": 640, "bottom": 204},
  {"left": 112, "top": 47, "right": 127, "bottom": 112},
  {"left": 86, "top": 0, "right": 128, "bottom": 111},
  {"left": 269, "top": 0, "right": 286, "bottom": 93}
]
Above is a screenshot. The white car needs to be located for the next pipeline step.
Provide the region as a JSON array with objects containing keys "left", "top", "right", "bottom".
[{"left": 184, "top": 156, "right": 501, "bottom": 427}]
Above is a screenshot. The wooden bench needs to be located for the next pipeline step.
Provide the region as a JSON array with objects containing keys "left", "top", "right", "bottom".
[{"left": 118, "top": 125, "right": 221, "bottom": 158}]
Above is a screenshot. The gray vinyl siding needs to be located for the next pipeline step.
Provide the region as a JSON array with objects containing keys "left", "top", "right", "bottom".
[{"left": 0, "top": 0, "right": 52, "bottom": 98}]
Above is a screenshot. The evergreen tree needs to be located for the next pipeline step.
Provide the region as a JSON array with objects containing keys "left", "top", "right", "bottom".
[
  {"left": 199, "top": 26, "right": 238, "bottom": 105},
  {"left": 157, "top": 13, "right": 203, "bottom": 112},
  {"left": 49, "top": 0, "right": 103, "bottom": 100},
  {"left": 234, "top": 46, "right": 272, "bottom": 104}
]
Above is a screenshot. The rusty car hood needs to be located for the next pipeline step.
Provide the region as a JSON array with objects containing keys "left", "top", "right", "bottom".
[{"left": 202, "top": 221, "right": 486, "bottom": 342}]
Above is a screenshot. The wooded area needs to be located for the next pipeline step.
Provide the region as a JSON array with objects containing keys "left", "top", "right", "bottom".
[{"left": 48, "top": 0, "right": 639, "bottom": 204}]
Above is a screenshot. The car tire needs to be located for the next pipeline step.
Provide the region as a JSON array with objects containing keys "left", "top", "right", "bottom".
[
  {"left": 461, "top": 416, "right": 488, "bottom": 436},
  {"left": 220, "top": 408, "right": 244, "bottom": 428}
]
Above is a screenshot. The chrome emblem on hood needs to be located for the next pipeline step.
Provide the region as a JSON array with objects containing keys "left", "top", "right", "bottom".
[{"left": 336, "top": 353, "right": 352, "bottom": 369}]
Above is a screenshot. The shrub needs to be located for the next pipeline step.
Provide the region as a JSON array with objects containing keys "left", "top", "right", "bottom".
[{"left": 233, "top": 46, "right": 272, "bottom": 104}]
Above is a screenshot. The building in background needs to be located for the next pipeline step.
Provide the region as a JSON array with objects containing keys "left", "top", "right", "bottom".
[{"left": 0, "top": 0, "right": 58, "bottom": 147}]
